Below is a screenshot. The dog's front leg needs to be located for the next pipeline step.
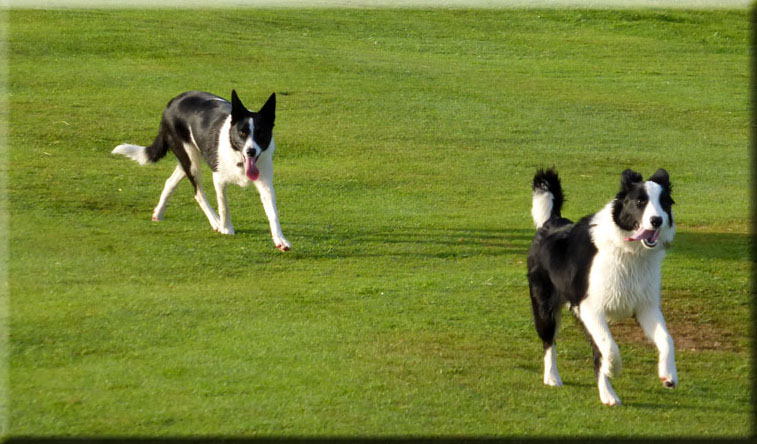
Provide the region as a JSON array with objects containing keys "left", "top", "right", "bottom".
[
  {"left": 194, "top": 189, "right": 222, "bottom": 232},
  {"left": 579, "top": 306, "right": 622, "bottom": 378},
  {"left": 637, "top": 305, "right": 677, "bottom": 389},
  {"left": 254, "top": 155, "right": 290, "bottom": 251},
  {"left": 578, "top": 305, "right": 622, "bottom": 406},
  {"left": 182, "top": 146, "right": 221, "bottom": 232},
  {"left": 213, "top": 174, "right": 234, "bottom": 235}
]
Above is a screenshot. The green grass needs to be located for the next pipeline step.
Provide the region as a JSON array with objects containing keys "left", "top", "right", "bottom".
[{"left": 7, "top": 7, "right": 752, "bottom": 437}]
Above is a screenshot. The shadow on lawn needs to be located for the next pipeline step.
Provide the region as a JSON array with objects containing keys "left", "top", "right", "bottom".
[
  {"left": 671, "top": 230, "right": 752, "bottom": 261},
  {"left": 269, "top": 224, "right": 535, "bottom": 259},
  {"left": 238, "top": 225, "right": 752, "bottom": 262}
]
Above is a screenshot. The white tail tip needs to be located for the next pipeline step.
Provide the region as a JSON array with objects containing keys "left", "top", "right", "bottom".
[
  {"left": 531, "top": 189, "right": 554, "bottom": 229},
  {"left": 112, "top": 144, "right": 149, "bottom": 165}
]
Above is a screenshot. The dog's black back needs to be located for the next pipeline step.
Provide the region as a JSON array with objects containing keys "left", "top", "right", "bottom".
[{"left": 528, "top": 217, "right": 597, "bottom": 312}]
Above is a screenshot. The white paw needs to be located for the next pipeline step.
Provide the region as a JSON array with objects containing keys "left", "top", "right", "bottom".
[
  {"left": 544, "top": 373, "right": 563, "bottom": 387},
  {"left": 215, "top": 225, "right": 235, "bottom": 235},
  {"left": 207, "top": 218, "right": 222, "bottom": 233},
  {"left": 152, "top": 211, "right": 163, "bottom": 221},
  {"left": 660, "top": 362, "right": 677, "bottom": 389},
  {"left": 601, "top": 393, "right": 622, "bottom": 407},
  {"left": 274, "top": 237, "right": 291, "bottom": 251},
  {"left": 660, "top": 374, "right": 678, "bottom": 389},
  {"left": 598, "top": 374, "right": 622, "bottom": 406}
]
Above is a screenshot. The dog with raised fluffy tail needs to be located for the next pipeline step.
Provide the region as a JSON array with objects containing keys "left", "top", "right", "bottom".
[
  {"left": 527, "top": 167, "right": 676, "bottom": 406},
  {"left": 112, "top": 90, "right": 290, "bottom": 251}
]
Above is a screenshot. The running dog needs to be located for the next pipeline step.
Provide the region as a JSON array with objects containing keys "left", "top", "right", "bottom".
[
  {"left": 527, "top": 167, "right": 676, "bottom": 405},
  {"left": 112, "top": 90, "right": 290, "bottom": 251}
]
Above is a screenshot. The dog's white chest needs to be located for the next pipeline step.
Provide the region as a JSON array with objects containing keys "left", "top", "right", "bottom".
[{"left": 588, "top": 250, "right": 663, "bottom": 320}]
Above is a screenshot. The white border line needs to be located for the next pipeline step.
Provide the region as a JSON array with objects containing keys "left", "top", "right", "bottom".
[
  {"left": 0, "top": 0, "right": 752, "bottom": 8},
  {"left": 0, "top": 5, "right": 7, "bottom": 440},
  {"left": 0, "top": 0, "right": 750, "bottom": 439}
]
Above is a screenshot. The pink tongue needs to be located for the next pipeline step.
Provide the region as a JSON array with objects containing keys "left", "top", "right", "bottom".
[
  {"left": 245, "top": 156, "right": 260, "bottom": 181},
  {"left": 626, "top": 228, "right": 659, "bottom": 242}
]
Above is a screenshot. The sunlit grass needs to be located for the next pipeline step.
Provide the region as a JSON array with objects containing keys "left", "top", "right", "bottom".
[{"left": 7, "top": 8, "right": 751, "bottom": 437}]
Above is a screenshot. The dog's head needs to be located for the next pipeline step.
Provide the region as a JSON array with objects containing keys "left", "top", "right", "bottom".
[
  {"left": 612, "top": 169, "right": 675, "bottom": 249},
  {"left": 230, "top": 90, "right": 276, "bottom": 181}
]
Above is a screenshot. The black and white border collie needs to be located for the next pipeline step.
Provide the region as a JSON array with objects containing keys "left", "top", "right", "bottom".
[
  {"left": 527, "top": 167, "right": 676, "bottom": 406},
  {"left": 112, "top": 90, "right": 290, "bottom": 251}
]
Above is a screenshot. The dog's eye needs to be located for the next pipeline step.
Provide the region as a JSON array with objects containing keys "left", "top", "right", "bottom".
[
  {"left": 637, "top": 198, "right": 647, "bottom": 206},
  {"left": 239, "top": 129, "right": 250, "bottom": 138}
]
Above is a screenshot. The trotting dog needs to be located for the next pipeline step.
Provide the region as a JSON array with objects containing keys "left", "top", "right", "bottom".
[
  {"left": 112, "top": 90, "right": 290, "bottom": 251},
  {"left": 527, "top": 167, "right": 677, "bottom": 405}
]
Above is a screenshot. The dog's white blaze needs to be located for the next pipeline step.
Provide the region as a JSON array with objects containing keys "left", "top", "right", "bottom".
[
  {"left": 244, "top": 117, "right": 257, "bottom": 156},
  {"left": 531, "top": 189, "right": 553, "bottom": 229},
  {"left": 642, "top": 181, "right": 667, "bottom": 230}
]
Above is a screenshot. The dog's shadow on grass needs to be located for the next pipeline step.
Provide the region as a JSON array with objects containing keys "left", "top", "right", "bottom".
[
  {"left": 671, "top": 231, "right": 751, "bottom": 261},
  {"left": 235, "top": 226, "right": 749, "bottom": 262},
  {"left": 264, "top": 224, "right": 535, "bottom": 259}
]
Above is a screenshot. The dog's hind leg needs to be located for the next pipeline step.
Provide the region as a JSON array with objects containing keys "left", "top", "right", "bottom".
[
  {"left": 541, "top": 316, "right": 562, "bottom": 387},
  {"left": 528, "top": 278, "right": 562, "bottom": 387},
  {"left": 153, "top": 164, "right": 186, "bottom": 221}
]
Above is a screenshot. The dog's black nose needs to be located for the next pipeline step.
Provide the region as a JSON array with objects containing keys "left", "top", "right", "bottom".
[{"left": 650, "top": 216, "right": 663, "bottom": 228}]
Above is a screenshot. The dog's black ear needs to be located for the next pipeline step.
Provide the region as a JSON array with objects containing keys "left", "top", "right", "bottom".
[
  {"left": 648, "top": 168, "right": 671, "bottom": 190},
  {"left": 620, "top": 169, "right": 643, "bottom": 191},
  {"left": 259, "top": 92, "right": 276, "bottom": 124},
  {"left": 230, "top": 89, "right": 248, "bottom": 123}
]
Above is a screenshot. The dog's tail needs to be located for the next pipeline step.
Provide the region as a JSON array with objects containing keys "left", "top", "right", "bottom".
[
  {"left": 112, "top": 122, "right": 171, "bottom": 165},
  {"left": 531, "top": 168, "right": 564, "bottom": 229}
]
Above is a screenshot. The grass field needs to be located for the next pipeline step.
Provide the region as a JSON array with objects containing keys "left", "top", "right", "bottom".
[{"left": 6, "top": 7, "right": 752, "bottom": 437}]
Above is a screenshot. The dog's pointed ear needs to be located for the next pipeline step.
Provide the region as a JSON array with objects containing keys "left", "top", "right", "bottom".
[
  {"left": 648, "top": 168, "right": 671, "bottom": 189},
  {"left": 230, "top": 89, "right": 248, "bottom": 124},
  {"left": 259, "top": 92, "right": 276, "bottom": 124},
  {"left": 620, "top": 169, "right": 643, "bottom": 191}
]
